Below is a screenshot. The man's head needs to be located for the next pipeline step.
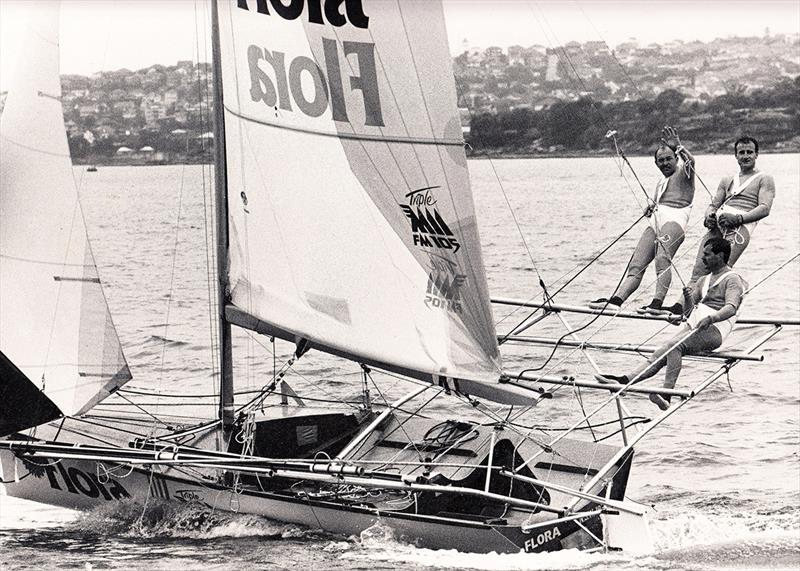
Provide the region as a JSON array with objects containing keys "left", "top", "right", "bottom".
[
  {"left": 734, "top": 136, "right": 759, "bottom": 172},
  {"left": 701, "top": 237, "right": 731, "bottom": 271},
  {"left": 654, "top": 144, "right": 678, "bottom": 177}
]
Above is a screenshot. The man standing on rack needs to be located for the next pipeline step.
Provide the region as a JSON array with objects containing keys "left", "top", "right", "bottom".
[
  {"left": 589, "top": 126, "right": 695, "bottom": 314},
  {"left": 669, "top": 136, "right": 775, "bottom": 315},
  {"left": 596, "top": 237, "right": 746, "bottom": 410}
]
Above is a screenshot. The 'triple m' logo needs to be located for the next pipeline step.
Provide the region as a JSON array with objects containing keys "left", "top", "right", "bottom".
[{"left": 401, "top": 187, "right": 461, "bottom": 253}]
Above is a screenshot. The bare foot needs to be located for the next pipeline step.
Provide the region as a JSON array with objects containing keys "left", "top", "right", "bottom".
[{"left": 649, "top": 393, "right": 671, "bottom": 411}]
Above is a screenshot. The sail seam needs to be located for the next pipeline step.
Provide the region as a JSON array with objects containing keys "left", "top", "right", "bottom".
[
  {"left": 222, "top": 105, "right": 464, "bottom": 146},
  {"left": 0, "top": 253, "right": 94, "bottom": 268},
  {"left": 0, "top": 133, "right": 70, "bottom": 158}
]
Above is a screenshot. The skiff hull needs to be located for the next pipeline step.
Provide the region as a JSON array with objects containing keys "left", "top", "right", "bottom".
[{"left": 1, "top": 446, "right": 614, "bottom": 554}]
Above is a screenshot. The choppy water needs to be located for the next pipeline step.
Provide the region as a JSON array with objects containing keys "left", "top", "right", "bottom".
[{"left": 1, "top": 155, "right": 799, "bottom": 570}]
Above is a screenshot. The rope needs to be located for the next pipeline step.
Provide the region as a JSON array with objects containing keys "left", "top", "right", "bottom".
[
  {"left": 745, "top": 252, "right": 800, "bottom": 295},
  {"left": 498, "top": 213, "right": 646, "bottom": 344}
]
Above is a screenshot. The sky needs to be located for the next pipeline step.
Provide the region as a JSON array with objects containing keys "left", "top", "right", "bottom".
[{"left": 1, "top": 0, "right": 799, "bottom": 90}]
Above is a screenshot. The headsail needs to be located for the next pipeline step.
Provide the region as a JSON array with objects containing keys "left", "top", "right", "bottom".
[
  {"left": 0, "top": 1, "right": 131, "bottom": 434},
  {"left": 218, "top": 0, "right": 504, "bottom": 393}
]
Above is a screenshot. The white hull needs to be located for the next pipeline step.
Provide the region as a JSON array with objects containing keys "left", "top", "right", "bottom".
[{"left": 0, "top": 445, "right": 623, "bottom": 554}]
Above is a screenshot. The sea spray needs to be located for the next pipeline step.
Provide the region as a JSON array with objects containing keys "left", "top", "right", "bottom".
[{"left": 69, "top": 499, "right": 307, "bottom": 540}]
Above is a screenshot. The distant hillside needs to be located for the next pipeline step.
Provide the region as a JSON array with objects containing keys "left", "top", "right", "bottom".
[
  {"left": 465, "top": 79, "right": 800, "bottom": 157},
  {"left": 0, "top": 34, "right": 797, "bottom": 162}
]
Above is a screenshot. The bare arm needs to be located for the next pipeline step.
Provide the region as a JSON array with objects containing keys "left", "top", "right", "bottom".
[
  {"left": 703, "top": 178, "right": 729, "bottom": 228},
  {"left": 661, "top": 126, "right": 695, "bottom": 178},
  {"left": 679, "top": 282, "right": 703, "bottom": 319},
  {"left": 708, "top": 178, "right": 729, "bottom": 214}
]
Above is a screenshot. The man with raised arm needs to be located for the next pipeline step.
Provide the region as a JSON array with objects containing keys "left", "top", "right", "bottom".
[
  {"left": 589, "top": 126, "right": 695, "bottom": 314},
  {"left": 669, "top": 136, "right": 775, "bottom": 315},
  {"left": 596, "top": 238, "right": 746, "bottom": 411}
]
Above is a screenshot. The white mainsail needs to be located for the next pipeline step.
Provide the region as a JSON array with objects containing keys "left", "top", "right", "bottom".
[
  {"left": 219, "top": 0, "right": 506, "bottom": 394},
  {"left": 0, "top": 1, "right": 131, "bottom": 427}
]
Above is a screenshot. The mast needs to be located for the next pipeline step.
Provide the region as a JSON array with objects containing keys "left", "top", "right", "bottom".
[{"left": 210, "top": 0, "right": 235, "bottom": 435}]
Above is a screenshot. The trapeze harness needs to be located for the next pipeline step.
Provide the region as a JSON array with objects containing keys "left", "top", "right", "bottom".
[
  {"left": 687, "top": 271, "right": 741, "bottom": 342},
  {"left": 716, "top": 172, "right": 764, "bottom": 244},
  {"left": 649, "top": 175, "right": 691, "bottom": 236}
]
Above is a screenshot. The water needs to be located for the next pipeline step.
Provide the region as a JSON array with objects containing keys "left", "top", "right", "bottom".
[{"left": 1, "top": 155, "right": 798, "bottom": 570}]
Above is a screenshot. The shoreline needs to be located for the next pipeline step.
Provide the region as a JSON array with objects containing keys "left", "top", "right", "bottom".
[{"left": 73, "top": 147, "right": 800, "bottom": 167}]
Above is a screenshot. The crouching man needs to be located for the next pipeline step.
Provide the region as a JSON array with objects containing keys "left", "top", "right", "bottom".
[{"left": 596, "top": 238, "right": 746, "bottom": 410}]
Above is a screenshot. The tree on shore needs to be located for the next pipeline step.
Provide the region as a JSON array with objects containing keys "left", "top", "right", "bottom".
[{"left": 467, "top": 79, "right": 800, "bottom": 154}]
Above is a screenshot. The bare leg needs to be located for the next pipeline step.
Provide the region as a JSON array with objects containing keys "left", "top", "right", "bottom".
[
  {"left": 662, "top": 347, "right": 685, "bottom": 390},
  {"left": 613, "top": 227, "right": 657, "bottom": 302},
  {"left": 723, "top": 225, "right": 751, "bottom": 267},
  {"left": 625, "top": 327, "right": 710, "bottom": 411},
  {"left": 625, "top": 331, "right": 686, "bottom": 383},
  {"left": 653, "top": 221, "right": 686, "bottom": 302},
  {"left": 663, "top": 326, "right": 723, "bottom": 389}
]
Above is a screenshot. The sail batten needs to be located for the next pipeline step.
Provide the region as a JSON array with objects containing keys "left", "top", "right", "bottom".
[
  {"left": 219, "top": 0, "right": 503, "bottom": 397},
  {"left": 223, "top": 104, "right": 464, "bottom": 145}
]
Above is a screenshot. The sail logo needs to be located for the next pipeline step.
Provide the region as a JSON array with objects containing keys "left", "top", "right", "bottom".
[
  {"left": 38, "top": 462, "right": 130, "bottom": 501},
  {"left": 237, "top": 0, "right": 369, "bottom": 29},
  {"left": 425, "top": 257, "right": 465, "bottom": 313},
  {"left": 174, "top": 489, "right": 202, "bottom": 502},
  {"left": 401, "top": 187, "right": 461, "bottom": 253},
  {"left": 247, "top": 38, "right": 383, "bottom": 126}
]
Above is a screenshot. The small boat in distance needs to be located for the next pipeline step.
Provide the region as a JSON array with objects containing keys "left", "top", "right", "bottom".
[{"left": 86, "top": 165, "right": 97, "bottom": 172}]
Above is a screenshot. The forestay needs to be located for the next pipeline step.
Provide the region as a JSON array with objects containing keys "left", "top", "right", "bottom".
[
  {"left": 0, "top": 1, "right": 131, "bottom": 432},
  {"left": 219, "top": 1, "right": 505, "bottom": 393}
]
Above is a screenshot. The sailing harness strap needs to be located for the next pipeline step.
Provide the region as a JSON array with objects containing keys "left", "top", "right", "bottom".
[
  {"left": 727, "top": 172, "right": 764, "bottom": 198},
  {"left": 687, "top": 271, "right": 741, "bottom": 341},
  {"left": 717, "top": 172, "right": 765, "bottom": 245}
]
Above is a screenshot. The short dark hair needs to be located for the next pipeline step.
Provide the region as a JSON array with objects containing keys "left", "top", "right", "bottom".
[
  {"left": 704, "top": 237, "right": 732, "bottom": 263},
  {"left": 734, "top": 136, "right": 759, "bottom": 154},
  {"left": 653, "top": 144, "right": 676, "bottom": 160}
]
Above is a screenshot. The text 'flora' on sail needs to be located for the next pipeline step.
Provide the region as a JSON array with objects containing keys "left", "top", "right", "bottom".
[{"left": 218, "top": 0, "right": 502, "bottom": 387}]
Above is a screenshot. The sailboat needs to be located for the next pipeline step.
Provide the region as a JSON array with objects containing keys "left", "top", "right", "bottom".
[{"left": 1, "top": 0, "right": 795, "bottom": 555}]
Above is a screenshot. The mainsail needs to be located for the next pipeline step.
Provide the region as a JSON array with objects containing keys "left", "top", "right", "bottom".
[
  {"left": 0, "top": 1, "right": 131, "bottom": 434},
  {"left": 218, "top": 0, "right": 505, "bottom": 394}
]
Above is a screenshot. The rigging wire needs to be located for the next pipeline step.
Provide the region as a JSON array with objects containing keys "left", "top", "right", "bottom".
[
  {"left": 516, "top": 246, "right": 638, "bottom": 373},
  {"left": 115, "top": 392, "right": 172, "bottom": 429},
  {"left": 497, "top": 212, "right": 646, "bottom": 340},
  {"left": 457, "top": 4, "right": 677, "bottom": 341},
  {"left": 240, "top": 330, "right": 361, "bottom": 411},
  {"left": 506, "top": 414, "right": 650, "bottom": 433},
  {"left": 745, "top": 251, "right": 800, "bottom": 294},
  {"left": 361, "top": 371, "right": 432, "bottom": 463},
  {"left": 573, "top": 2, "right": 715, "bottom": 204},
  {"left": 194, "top": 0, "right": 221, "bottom": 411},
  {"left": 151, "top": 128, "right": 190, "bottom": 433},
  {"left": 519, "top": 3, "right": 701, "bottom": 292},
  {"left": 515, "top": 244, "right": 800, "bottom": 418}
]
